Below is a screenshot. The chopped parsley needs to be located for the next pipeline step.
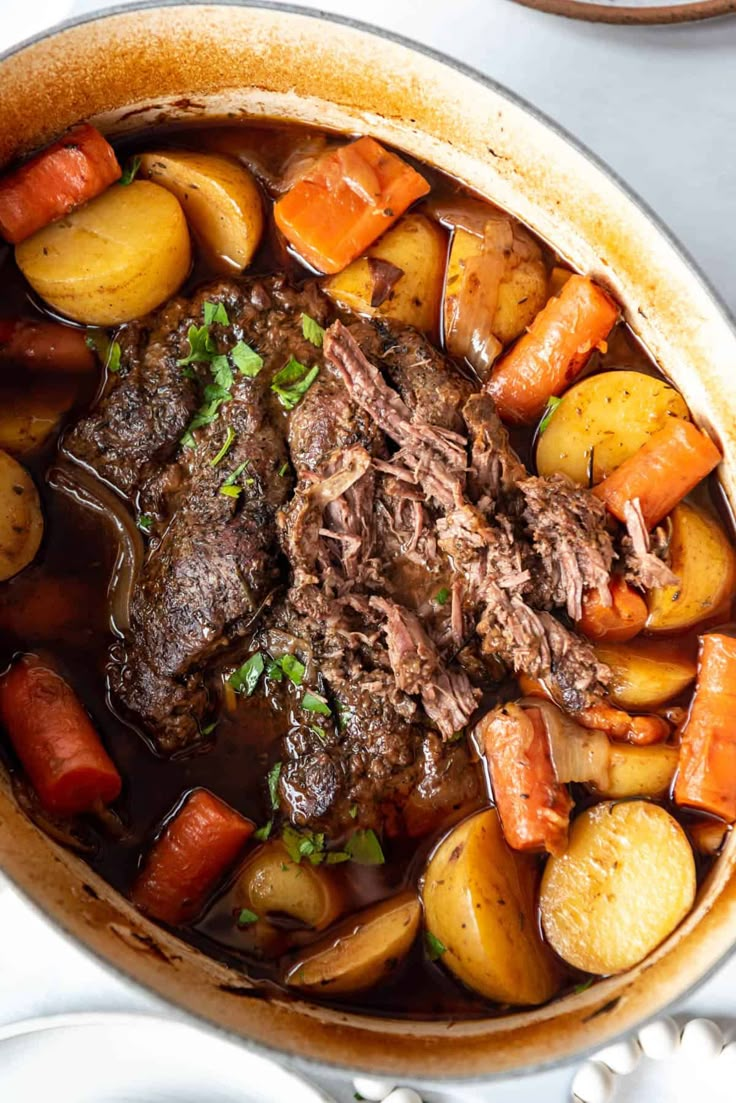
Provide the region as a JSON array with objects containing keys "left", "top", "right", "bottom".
[
  {"left": 302, "top": 691, "right": 331, "bottom": 717},
  {"left": 219, "top": 461, "right": 249, "bottom": 498},
  {"left": 349, "top": 803, "right": 358, "bottom": 819},
  {"left": 230, "top": 340, "right": 263, "bottom": 378},
  {"left": 210, "top": 426, "right": 236, "bottom": 467},
  {"left": 278, "top": 462, "right": 290, "bottom": 478},
  {"left": 345, "top": 829, "right": 384, "bottom": 866},
  {"left": 310, "top": 724, "right": 326, "bottom": 742},
  {"left": 204, "top": 301, "right": 229, "bottom": 326},
  {"left": 326, "top": 850, "right": 350, "bottom": 864},
  {"left": 271, "top": 358, "right": 319, "bottom": 410},
  {"left": 85, "top": 331, "right": 121, "bottom": 373},
  {"left": 254, "top": 820, "right": 273, "bottom": 841},
  {"left": 267, "top": 761, "right": 282, "bottom": 810},
  {"left": 137, "top": 513, "right": 154, "bottom": 532},
  {"left": 228, "top": 652, "right": 264, "bottom": 696},
  {"left": 425, "top": 931, "right": 447, "bottom": 961},
  {"left": 200, "top": 720, "right": 217, "bottom": 736},
  {"left": 282, "top": 825, "right": 326, "bottom": 866},
  {"left": 538, "top": 395, "right": 562, "bottom": 435},
  {"left": 279, "top": 654, "right": 305, "bottom": 687},
  {"left": 435, "top": 587, "right": 450, "bottom": 606},
  {"left": 266, "top": 658, "right": 284, "bottom": 683},
  {"left": 236, "top": 908, "right": 259, "bottom": 928},
  {"left": 573, "top": 977, "right": 594, "bottom": 995},
  {"left": 181, "top": 383, "right": 233, "bottom": 448},
  {"left": 211, "top": 354, "right": 233, "bottom": 391},
  {"left": 119, "top": 154, "right": 141, "bottom": 186},
  {"left": 301, "top": 312, "right": 325, "bottom": 348},
  {"left": 177, "top": 324, "right": 216, "bottom": 367}
]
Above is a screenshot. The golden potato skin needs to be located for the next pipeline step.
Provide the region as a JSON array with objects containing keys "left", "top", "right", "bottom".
[
  {"left": 16, "top": 181, "right": 191, "bottom": 325},
  {"left": 536, "top": 370, "right": 690, "bottom": 485},
  {"left": 234, "top": 840, "right": 344, "bottom": 931},
  {"left": 285, "top": 891, "right": 420, "bottom": 996},
  {"left": 422, "top": 809, "right": 560, "bottom": 1006},
  {"left": 647, "top": 502, "right": 736, "bottom": 632},
  {"left": 0, "top": 450, "right": 43, "bottom": 581},
  {"left": 591, "top": 743, "right": 679, "bottom": 799},
  {"left": 594, "top": 640, "right": 696, "bottom": 710},
  {"left": 540, "top": 801, "right": 695, "bottom": 975},
  {"left": 0, "top": 380, "right": 76, "bottom": 456},
  {"left": 323, "top": 213, "right": 446, "bottom": 333},
  {"left": 139, "top": 151, "right": 263, "bottom": 273}
]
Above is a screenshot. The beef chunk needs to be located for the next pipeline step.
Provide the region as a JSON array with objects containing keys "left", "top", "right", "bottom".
[{"left": 621, "top": 498, "right": 678, "bottom": 589}]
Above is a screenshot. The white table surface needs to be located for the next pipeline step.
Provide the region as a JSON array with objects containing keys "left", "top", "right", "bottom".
[{"left": 2, "top": 1, "right": 736, "bottom": 1100}]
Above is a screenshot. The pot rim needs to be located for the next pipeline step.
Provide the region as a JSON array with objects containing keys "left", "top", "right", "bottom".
[{"left": 1, "top": 1, "right": 736, "bottom": 1086}]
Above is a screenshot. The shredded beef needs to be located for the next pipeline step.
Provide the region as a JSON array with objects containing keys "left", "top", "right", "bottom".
[{"left": 621, "top": 497, "right": 679, "bottom": 589}]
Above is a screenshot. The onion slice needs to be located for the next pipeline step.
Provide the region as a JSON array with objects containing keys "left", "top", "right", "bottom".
[{"left": 519, "top": 697, "right": 612, "bottom": 790}]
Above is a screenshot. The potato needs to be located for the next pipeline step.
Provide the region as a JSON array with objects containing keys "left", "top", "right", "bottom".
[
  {"left": 594, "top": 640, "right": 696, "bottom": 710},
  {"left": 690, "top": 819, "right": 728, "bottom": 855},
  {"left": 591, "top": 743, "right": 679, "bottom": 799},
  {"left": 536, "top": 370, "right": 690, "bottom": 485},
  {"left": 16, "top": 181, "right": 191, "bottom": 325},
  {"left": 234, "top": 840, "right": 343, "bottom": 931},
  {"left": 647, "top": 501, "right": 736, "bottom": 632},
  {"left": 138, "top": 151, "right": 263, "bottom": 273},
  {"left": 540, "top": 801, "right": 695, "bottom": 974},
  {"left": 322, "top": 213, "right": 445, "bottom": 333},
  {"left": 0, "top": 450, "right": 43, "bottom": 581},
  {"left": 444, "top": 224, "right": 547, "bottom": 360},
  {"left": 0, "top": 380, "right": 76, "bottom": 456},
  {"left": 422, "top": 809, "right": 560, "bottom": 1005},
  {"left": 284, "top": 891, "right": 420, "bottom": 995}
]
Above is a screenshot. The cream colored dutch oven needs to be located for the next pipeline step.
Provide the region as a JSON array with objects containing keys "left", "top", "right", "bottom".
[{"left": 1, "top": 1, "right": 735, "bottom": 1083}]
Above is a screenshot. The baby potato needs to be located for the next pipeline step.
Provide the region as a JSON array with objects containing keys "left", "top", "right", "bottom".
[
  {"left": 0, "top": 450, "right": 43, "bottom": 581},
  {"left": 322, "top": 213, "right": 446, "bottom": 333},
  {"left": 422, "top": 809, "right": 560, "bottom": 1006},
  {"left": 0, "top": 379, "right": 76, "bottom": 456},
  {"left": 536, "top": 370, "right": 690, "bottom": 485},
  {"left": 540, "top": 801, "right": 695, "bottom": 975},
  {"left": 284, "top": 891, "right": 420, "bottom": 996},
  {"left": 16, "top": 181, "right": 190, "bottom": 325},
  {"left": 647, "top": 502, "right": 736, "bottom": 633},
  {"left": 594, "top": 640, "right": 696, "bottom": 710},
  {"left": 591, "top": 742, "right": 679, "bottom": 799},
  {"left": 139, "top": 151, "right": 263, "bottom": 273},
  {"left": 234, "top": 840, "right": 344, "bottom": 931}
]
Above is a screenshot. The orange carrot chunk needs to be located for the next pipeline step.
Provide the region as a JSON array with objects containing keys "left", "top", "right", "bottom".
[
  {"left": 0, "top": 123, "right": 121, "bottom": 244},
  {"left": 0, "top": 655, "right": 121, "bottom": 815},
  {"left": 594, "top": 418, "right": 721, "bottom": 530},
  {"left": 486, "top": 274, "right": 618, "bottom": 425},
  {"left": 577, "top": 703, "right": 669, "bottom": 746},
  {"left": 132, "top": 789, "right": 254, "bottom": 925},
  {"left": 274, "top": 136, "right": 430, "bottom": 274},
  {"left": 675, "top": 633, "right": 736, "bottom": 821},
  {"left": 0, "top": 317, "right": 96, "bottom": 373},
  {"left": 577, "top": 576, "right": 648, "bottom": 643},
  {"left": 479, "top": 703, "right": 571, "bottom": 856}
]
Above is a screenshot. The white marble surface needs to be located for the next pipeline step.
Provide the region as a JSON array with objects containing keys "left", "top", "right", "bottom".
[{"left": 1, "top": 1, "right": 736, "bottom": 1100}]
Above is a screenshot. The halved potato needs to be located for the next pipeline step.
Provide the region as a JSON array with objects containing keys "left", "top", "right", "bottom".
[
  {"left": 690, "top": 819, "right": 728, "bottom": 856},
  {"left": 422, "top": 809, "right": 560, "bottom": 1005},
  {"left": 284, "top": 891, "right": 420, "bottom": 996},
  {"left": 322, "top": 213, "right": 446, "bottom": 333},
  {"left": 647, "top": 501, "right": 736, "bottom": 633},
  {"left": 234, "top": 840, "right": 344, "bottom": 931},
  {"left": 536, "top": 370, "right": 690, "bottom": 485},
  {"left": 540, "top": 801, "right": 695, "bottom": 974},
  {"left": 594, "top": 640, "right": 696, "bottom": 710},
  {"left": 138, "top": 151, "right": 262, "bottom": 273},
  {"left": 16, "top": 181, "right": 191, "bottom": 325},
  {"left": 591, "top": 742, "right": 679, "bottom": 799},
  {"left": 0, "top": 380, "right": 76, "bottom": 456},
  {"left": 0, "top": 450, "right": 43, "bottom": 581}
]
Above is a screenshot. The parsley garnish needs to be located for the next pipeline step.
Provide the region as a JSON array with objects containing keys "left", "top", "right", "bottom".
[
  {"left": 228, "top": 652, "right": 264, "bottom": 696},
  {"left": 271, "top": 358, "right": 319, "bottom": 410},
  {"left": 435, "top": 587, "right": 450, "bottom": 606},
  {"left": 301, "top": 312, "right": 325, "bottom": 348},
  {"left": 211, "top": 354, "right": 233, "bottom": 391},
  {"left": 267, "top": 761, "right": 282, "bottom": 810},
  {"left": 302, "top": 691, "right": 331, "bottom": 717},
  {"left": 345, "top": 829, "right": 384, "bottom": 866},
  {"left": 85, "top": 331, "right": 121, "bottom": 373},
  {"left": 119, "top": 154, "right": 141, "bottom": 187},
  {"left": 425, "top": 931, "right": 447, "bottom": 961},
  {"left": 282, "top": 825, "right": 326, "bottom": 866},
  {"left": 254, "top": 820, "right": 273, "bottom": 841},
  {"left": 573, "top": 977, "right": 594, "bottom": 995},
  {"left": 231, "top": 341, "right": 263, "bottom": 378},
  {"left": 538, "top": 395, "right": 562, "bottom": 435},
  {"left": 137, "top": 513, "right": 153, "bottom": 532},
  {"left": 210, "top": 426, "right": 236, "bottom": 467},
  {"left": 204, "top": 301, "right": 229, "bottom": 326},
  {"left": 349, "top": 803, "right": 358, "bottom": 819},
  {"left": 266, "top": 658, "right": 284, "bottom": 682},
  {"left": 279, "top": 654, "right": 305, "bottom": 686},
  {"left": 236, "top": 908, "right": 259, "bottom": 927},
  {"left": 181, "top": 384, "right": 233, "bottom": 448},
  {"left": 201, "top": 720, "right": 217, "bottom": 736},
  {"left": 177, "top": 324, "right": 216, "bottom": 367},
  {"left": 310, "top": 724, "right": 326, "bottom": 742},
  {"left": 278, "top": 462, "right": 289, "bottom": 478},
  {"left": 219, "top": 461, "right": 248, "bottom": 498},
  {"left": 326, "top": 850, "right": 350, "bottom": 864}
]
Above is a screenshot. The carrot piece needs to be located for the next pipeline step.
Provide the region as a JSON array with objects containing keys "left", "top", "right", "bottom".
[
  {"left": 0, "top": 655, "right": 121, "bottom": 816},
  {"left": 486, "top": 274, "right": 618, "bottom": 425},
  {"left": 274, "top": 136, "right": 430, "bottom": 274},
  {"left": 0, "top": 317, "right": 96, "bottom": 373},
  {"left": 578, "top": 703, "right": 669, "bottom": 746},
  {"left": 479, "top": 703, "right": 571, "bottom": 856},
  {"left": 132, "top": 789, "right": 254, "bottom": 925},
  {"left": 675, "top": 634, "right": 736, "bottom": 820},
  {"left": 0, "top": 123, "right": 121, "bottom": 244},
  {"left": 593, "top": 419, "right": 721, "bottom": 529},
  {"left": 577, "top": 576, "right": 648, "bottom": 643}
]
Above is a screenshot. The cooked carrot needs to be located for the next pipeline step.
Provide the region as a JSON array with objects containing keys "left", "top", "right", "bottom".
[
  {"left": 274, "top": 136, "right": 429, "bottom": 274},
  {"left": 578, "top": 703, "right": 669, "bottom": 746},
  {"left": 0, "top": 655, "right": 121, "bottom": 816},
  {"left": 132, "top": 789, "right": 254, "bottom": 925},
  {"left": 675, "top": 633, "right": 736, "bottom": 820},
  {"left": 577, "top": 576, "right": 648, "bottom": 643},
  {"left": 0, "top": 123, "right": 121, "bottom": 244},
  {"left": 479, "top": 703, "right": 571, "bottom": 856},
  {"left": 594, "top": 419, "right": 721, "bottom": 529},
  {"left": 0, "top": 317, "right": 95, "bottom": 373},
  {"left": 486, "top": 274, "right": 618, "bottom": 425}
]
